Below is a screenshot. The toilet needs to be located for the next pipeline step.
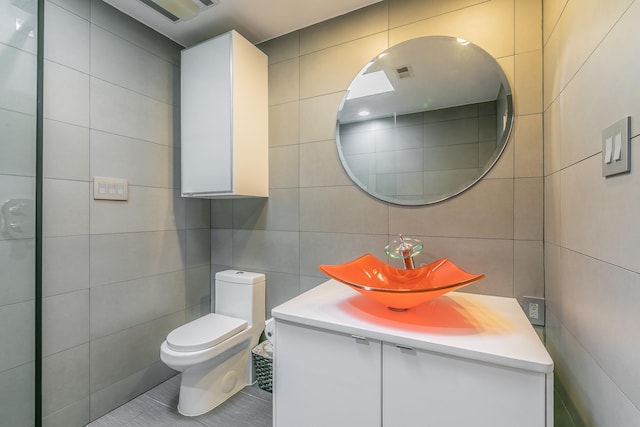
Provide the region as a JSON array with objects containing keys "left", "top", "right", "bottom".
[{"left": 160, "top": 270, "right": 266, "bottom": 416}]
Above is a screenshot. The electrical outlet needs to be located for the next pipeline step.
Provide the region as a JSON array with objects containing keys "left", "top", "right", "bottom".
[{"left": 521, "top": 297, "right": 545, "bottom": 326}]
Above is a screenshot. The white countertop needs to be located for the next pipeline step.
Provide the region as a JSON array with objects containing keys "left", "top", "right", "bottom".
[{"left": 272, "top": 280, "right": 553, "bottom": 374}]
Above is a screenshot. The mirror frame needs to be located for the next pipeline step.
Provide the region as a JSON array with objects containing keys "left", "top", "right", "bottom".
[{"left": 335, "top": 36, "right": 514, "bottom": 206}]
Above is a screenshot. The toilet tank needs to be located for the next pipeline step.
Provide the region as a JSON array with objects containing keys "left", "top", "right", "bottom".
[{"left": 214, "top": 270, "right": 265, "bottom": 327}]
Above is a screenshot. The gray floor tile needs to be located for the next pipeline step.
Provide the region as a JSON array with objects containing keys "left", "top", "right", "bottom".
[
  {"left": 123, "top": 404, "right": 206, "bottom": 427},
  {"left": 86, "top": 394, "right": 158, "bottom": 427},
  {"left": 195, "top": 390, "right": 272, "bottom": 427},
  {"left": 145, "top": 374, "right": 181, "bottom": 408}
]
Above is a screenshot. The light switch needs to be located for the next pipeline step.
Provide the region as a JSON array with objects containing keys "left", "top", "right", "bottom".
[
  {"left": 613, "top": 132, "right": 622, "bottom": 161},
  {"left": 604, "top": 137, "right": 613, "bottom": 164},
  {"left": 602, "top": 116, "right": 630, "bottom": 177},
  {"left": 94, "top": 177, "right": 128, "bottom": 201}
]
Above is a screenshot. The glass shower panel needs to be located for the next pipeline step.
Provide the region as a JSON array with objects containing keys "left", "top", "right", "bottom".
[{"left": 0, "top": 0, "right": 38, "bottom": 426}]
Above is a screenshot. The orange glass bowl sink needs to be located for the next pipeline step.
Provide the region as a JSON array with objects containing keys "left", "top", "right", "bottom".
[{"left": 318, "top": 254, "right": 485, "bottom": 311}]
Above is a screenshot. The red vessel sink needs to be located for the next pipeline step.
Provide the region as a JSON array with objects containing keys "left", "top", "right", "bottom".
[{"left": 319, "top": 254, "right": 484, "bottom": 311}]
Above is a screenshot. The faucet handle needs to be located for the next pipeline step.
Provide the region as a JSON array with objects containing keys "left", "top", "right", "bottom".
[{"left": 385, "top": 235, "right": 423, "bottom": 269}]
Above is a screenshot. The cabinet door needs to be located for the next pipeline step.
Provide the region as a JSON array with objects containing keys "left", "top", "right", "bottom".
[
  {"left": 274, "top": 322, "right": 381, "bottom": 427},
  {"left": 383, "top": 342, "right": 546, "bottom": 427}
]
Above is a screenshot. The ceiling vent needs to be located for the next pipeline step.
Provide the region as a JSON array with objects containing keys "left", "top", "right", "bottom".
[
  {"left": 137, "top": 0, "right": 217, "bottom": 22},
  {"left": 395, "top": 65, "right": 414, "bottom": 79}
]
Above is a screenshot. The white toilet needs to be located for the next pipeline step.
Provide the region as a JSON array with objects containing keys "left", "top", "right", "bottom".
[{"left": 160, "top": 270, "right": 266, "bottom": 416}]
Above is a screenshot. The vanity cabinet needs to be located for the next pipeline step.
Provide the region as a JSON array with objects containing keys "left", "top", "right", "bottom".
[
  {"left": 272, "top": 280, "right": 554, "bottom": 427},
  {"left": 181, "top": 30, "right": 268, "bottom": 198},
  {"left": 274, "top": 322, "right": 381, "bottom": 427}
]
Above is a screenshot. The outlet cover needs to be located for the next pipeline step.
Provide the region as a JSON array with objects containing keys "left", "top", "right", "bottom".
[{"left": 520, "top": 297, "right": 545, "bottom": 326}]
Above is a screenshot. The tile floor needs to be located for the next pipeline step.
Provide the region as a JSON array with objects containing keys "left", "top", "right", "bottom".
[
  {"left": 89, "top": 372, "right": 581, "bottom": 427},
  {"left": 87, "top": 375, "right": 272, "bottom": 427}
]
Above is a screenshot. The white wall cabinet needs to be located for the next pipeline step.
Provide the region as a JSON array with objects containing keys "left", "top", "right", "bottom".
[
  {"left": 181, "top": 30, "right": 268, "bottom": 198},
  {"left": 272, "top": 280, "right": 554, "bottom": 427}
]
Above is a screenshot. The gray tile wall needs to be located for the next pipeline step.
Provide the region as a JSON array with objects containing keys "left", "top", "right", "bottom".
[
  {"left": 213, "top": 0, "right": 544, "bottom": 319},
  {"left": 0, "top": 0, "right": 38, "bottom": 425},
  {"left": 544, "top": 0, "right": 640, "bottom": 425},
  {"left": 41, "top": 1, "right": 210, "bottom": 425}
]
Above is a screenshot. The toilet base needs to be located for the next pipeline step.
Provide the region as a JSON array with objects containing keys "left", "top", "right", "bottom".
[{"left": 177, "top": 346, "right": 251, "bottom": 416}]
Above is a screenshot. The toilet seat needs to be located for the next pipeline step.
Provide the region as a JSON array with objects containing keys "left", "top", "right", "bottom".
[{"left": 166, "top": 313, "right": 248, "bottom": 352}]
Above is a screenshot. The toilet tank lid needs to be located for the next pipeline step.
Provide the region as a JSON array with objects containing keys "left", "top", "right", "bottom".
[{"left": 216, "top": 270, "right": 265, "bottom": 285}]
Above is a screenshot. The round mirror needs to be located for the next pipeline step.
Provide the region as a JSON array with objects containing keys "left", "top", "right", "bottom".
[{"left": 336, "top": 36, "right": 513, "bottom": 205}]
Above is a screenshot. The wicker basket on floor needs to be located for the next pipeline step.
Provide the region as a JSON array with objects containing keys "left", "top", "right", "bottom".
[{"left": 252, "top": 341, "right": 273, "bottom": 393}]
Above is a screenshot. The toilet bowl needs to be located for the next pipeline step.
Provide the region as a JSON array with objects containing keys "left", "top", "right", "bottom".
[{"left": 160, "top": 270, "right": 265, "bottom": 416}]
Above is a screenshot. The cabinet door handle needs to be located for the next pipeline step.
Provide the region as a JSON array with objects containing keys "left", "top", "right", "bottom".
[
  {"left": 395, "top": 344, "right": 414, "bottom": 351},
  {"left": 351, "top": 334, "right": 368, "bottom": 341}
]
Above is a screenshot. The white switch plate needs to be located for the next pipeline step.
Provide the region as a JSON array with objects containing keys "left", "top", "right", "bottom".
[
  {"left": 602, "top": 116, "right": 630, "bottom": 177},
  {"left": 94, "top": 176, "right": 128, "bottom": 201}
]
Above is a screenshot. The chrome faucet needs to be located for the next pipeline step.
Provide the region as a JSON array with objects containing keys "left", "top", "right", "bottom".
[{"left": 385, "top": 235, "right": 423, "bottom": 269}]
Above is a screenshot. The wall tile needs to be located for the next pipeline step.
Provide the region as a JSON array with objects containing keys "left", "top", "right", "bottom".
[
  {"left": 90, "top": 78, "right": 174, "bottom": 146},
  {"left": 233, "top": 189, "right": 299, "bottom": 231},
  {"left": 0, "top": 301, "right": 34, "bottom": 372},
  {"left": 416, "top": 236, "right": 514, "bottom": 297},
  {"left": 43, "top": 235, "right": 89, "bottom": 297},
  {"left": 89, "top": 187, "right": 185, "bottom": 234},
  {"left": 542, "top": 0, "right": 567, "bottom": 44},
  {"left": 42, "top": 344, "right": 89, "bottom": 417},
  {"left": 211, "top": 229, "right": 233, "bottom": 267},
  {"left": 389, "top": 179, "right": 514, "bottom": 239},
  {"left": 299, "top": 231, "right": 389, "bottom": 277},
  {"left": 300, "top": 140, "right": 351, "bottom": 187},
  {"left": 0, "top": 363, "right": 34, "bottom": 427},
  {"left": 42, "top": 398, "right": 90, "bottom": 427},
  {"left": 268, "top": 58, "right": 299, "bottom": 106},
  {"left": 389, "top": 0, "right": 514, "bottom": 59},
  {"left": 186, "top": 228, "right": 211, "bottom": 267},
  {"left": 515, "top": 0, "right": 542, "bottom": 53},
  {"left": 42, "top": 290, "right": 89, "bottom": 356},
  {"left": 211, "top": 199, "right": 233, "bottom": 229},
  {"left": 514, "top": 177, "right": 543, "bottom": 240},
  {"left": 43, "top": 120, "right": 90, "bottom": 181},
  {"left": 90, "top": 361, "right": 176, "bottom": 421},
  {"left": 0, "top": 109, "right": 36, "bottom": 177},
  {"left": 44, "top": 1, "right": 90, "bottom": 73},
  {"left": 232, "top": 229, "right": 299, "bottom": 275},
  {"left": 514, "top": 240, "right": 544, "bottom": 298},
  {"left": 258, "top": 31, "right": 300, "bottom": 65},
  {"left": 49, "top": 0, "right": 90, "bottom": 20},
  {"left": 300, "top": 2, "right": 388, "bottom": 54},
  {"left": 300, "top": 186, "right": 388, "bottom": 234},
  {"left": 90, "top": 0, "right": 181, "bottom": 64},
  {"left": 90, "top": 130, "right": 178, "bottom": 189},
  {"left": 269, "top": 145, "right": 299, "bottom": 189},
  {"left": 44, "top": 61, "right": 89, "bottom": 127},
  {"left": 299, "top": 92, "right": 346, "bottom": 143},
  {"left": 388, "top": 0, "right": 486, "bottom": 29},
  {"left": 185, "top": 198, "right": 211, "bottom": 229},
  {"left": 514, "top": 50, "right": 543, "bottom": 116},
  {"left": 0, "top": 240, "right": 35, "bottom": 306},
  {"left": 0, "top": 1, "right": 37, "bottom": 53},
  {"left": 264, "top": 271, "right": 301, "bottom": 318},
  {"left": 269, "top": 101, "right": 299, "bottom": 147},
  {"left": 185, "top": 265, "right": 211, "bottom": 315},
  {"left": 90, "top": 311, "right": 183, "bottom": 394},
  {"left": 90, "top": 271, "right": 186, "bottom": 340},
  {"left": 299, "top": 32, "right": 388, "bottom": 99},
  {"left": 91, "top": 25, "right": 176, "bottom": 104},
  {"left": 514, "top": 114, "right": 543, "bottom": 178},
  {"left": 0, "top": 46, "right": 36, "bottom": 115},
  {"left": 42, "top": 179, "right": 90, "bottom": 238},
  {"left": 89, "top": 230, "right": 186, "bottom": 287}
]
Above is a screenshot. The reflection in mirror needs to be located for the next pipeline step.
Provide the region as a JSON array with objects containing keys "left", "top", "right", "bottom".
[{"left": 336, "top": 36, "right": 513, "bottom": 205}]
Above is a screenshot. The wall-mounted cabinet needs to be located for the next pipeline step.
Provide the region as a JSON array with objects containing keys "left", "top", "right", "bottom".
[{"left": 181, "top": 30, "right": 268, "bottom": 198}]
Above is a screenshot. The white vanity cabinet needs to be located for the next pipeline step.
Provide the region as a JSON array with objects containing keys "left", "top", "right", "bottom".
[
  {"left": 274, "top": 322, "right": 381, "bottom": 427},
  {"left": 272, "top": 280, "right": 554, "bottom": 427},
  {"left": 181, "top": 30, "right": 268, "bottom": 198}
]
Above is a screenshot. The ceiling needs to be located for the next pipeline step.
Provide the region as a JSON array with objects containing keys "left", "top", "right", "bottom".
[{"left": 102, "top": 0, "right": 382, "bottom": 47}]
